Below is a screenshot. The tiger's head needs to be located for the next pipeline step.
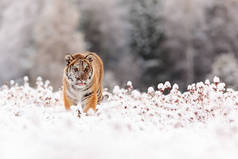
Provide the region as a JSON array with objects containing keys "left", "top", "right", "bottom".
[{"left": 64, "top": 54, "right": 94, "bottom": 89}]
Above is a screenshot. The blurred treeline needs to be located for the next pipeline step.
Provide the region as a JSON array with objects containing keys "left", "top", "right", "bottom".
[{"left": 1, "top": 0, "right": 238, "bottom": 91}]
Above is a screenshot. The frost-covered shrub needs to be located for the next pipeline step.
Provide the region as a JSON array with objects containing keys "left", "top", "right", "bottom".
[
  {"left": 0, "top": 77, "right": 61, "bottom": 110},
  {"left": 1, "top": 77, "right": 238, "bottom": 158},
  {"left": 2, "top": 76, "right": 238, "bottom": 129}
]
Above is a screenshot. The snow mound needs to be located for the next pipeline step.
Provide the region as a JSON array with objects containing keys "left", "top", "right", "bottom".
[{"left": 0, "top": 77, "right": 238, "bottom": 159}]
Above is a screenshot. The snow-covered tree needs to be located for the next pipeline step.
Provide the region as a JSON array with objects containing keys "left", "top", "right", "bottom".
[
  {"left": 163, "top": 0, "right": 238, "bottom": 89},
  {"left": 75, "top": 0, "right": 130, "bottom": 67},
  {"left": 0, "top": 0, "right": 41, "bottom": 84},
  {"left": 74, "top": 0, "right": 143, "bottom": 88},
  {"left": 30, "top": 0, "right": 86, "bottom": 88},
  {"left": 127, "top": 0, "right": 171, "bottom": 89}
]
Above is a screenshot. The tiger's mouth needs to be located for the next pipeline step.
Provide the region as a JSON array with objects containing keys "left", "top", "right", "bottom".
[{"left": 76, "top": 80, "right": 87, "bottom": 86}]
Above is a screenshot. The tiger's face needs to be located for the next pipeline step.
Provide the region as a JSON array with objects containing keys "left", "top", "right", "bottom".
[{"left": 65, "top": 54, "right": 93, "bottom": 89}]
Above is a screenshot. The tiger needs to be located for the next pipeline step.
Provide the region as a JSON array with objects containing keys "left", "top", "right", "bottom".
[{"left": 63, "top": 51, "right": 104, "bottom": 113}]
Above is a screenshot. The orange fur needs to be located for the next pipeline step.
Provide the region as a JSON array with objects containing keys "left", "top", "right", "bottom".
[{"left": 63, "top": 51, "right": 104, "bottom": 113}]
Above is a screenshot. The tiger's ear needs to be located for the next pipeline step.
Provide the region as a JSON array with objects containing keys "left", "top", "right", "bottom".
[
  {"left": 85, "top": 54, "right": 93, "bottom": 63},
  {"left": 65, "top": 54, "right": 74, "bottom": 65}
]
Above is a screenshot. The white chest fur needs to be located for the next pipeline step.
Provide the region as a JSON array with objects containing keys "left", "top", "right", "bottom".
[{"left": 66, "top": 85, "right": 86, "bottom": 105}]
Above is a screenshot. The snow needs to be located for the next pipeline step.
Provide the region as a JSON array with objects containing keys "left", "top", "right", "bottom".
[
  {"left": 126, "top": 81, "right": 132, "bottom": 88},
  {"left": 157, "top": 83, "right": 163, "bottom": 90},
  {"left": 0, "top": 77, "right": 238, "bottom": 159},
  {"left": 172, "top": 83, "right": 179, "bottom": 90},
  {"left": 147, "top": 86, "right": 154, "bottom": 94},
  {"left": 213, "top": 76, "right": 220, "bottom": 83},
  {"left": 164, "top": 81, "right": 171, "bottom": 90}
]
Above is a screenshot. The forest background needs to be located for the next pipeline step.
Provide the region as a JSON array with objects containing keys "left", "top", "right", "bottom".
[{"left": 0, "top": 0, "right": 238, "bottom": 91}]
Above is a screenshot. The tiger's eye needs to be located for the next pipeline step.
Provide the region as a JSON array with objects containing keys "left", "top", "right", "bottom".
[
  {"left": 73, "top": 67, "right": 78, "bottom": 72},
  {"left": 84, "top": 67, "right": 89, "bottom": 72}
]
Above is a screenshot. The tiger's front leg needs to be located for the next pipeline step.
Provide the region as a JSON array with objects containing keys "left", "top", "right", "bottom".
[
  {"left": 64, "top": 89, "right": 75, "bottom": 110},
  {"left": 82, "top": 93, "right": 97, "bottom": 113}
]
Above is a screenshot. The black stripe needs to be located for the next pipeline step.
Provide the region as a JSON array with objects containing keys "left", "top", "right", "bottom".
[
  {"left": 84, "top": 53, "right": 94, "bottom": 59},
  {"left": 97, "top": 88, "right": 101, "bottom": 96},
  {"left": 89, "top": 69, "right": 93, "bottom": 79},
  {"left": 83, "top": 81, "right": 93, "bottom": 91},
  {"left": 96, "top": 88, "right": 102, "bottom": 104},
  {"left": 72, "top": 85, "right": 83, "bottom": 90},
  {"left": 98, "top": 95, "right": 102, "bottom": 100},
  {"left": 97, "top": 88, "right": 100, "bottom": 93},
  {"left": 66, "top": 67, "right": 74, "bottom": 81},
  {"left": 82, "top": 91, "right": 93, "bottom": 101},
  {"left": 97, "top": 94, "right": 102, "bottom": 104}
]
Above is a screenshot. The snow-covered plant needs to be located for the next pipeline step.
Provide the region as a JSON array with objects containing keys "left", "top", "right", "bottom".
[{"left": 1, "top": 77, "right": 238, "bottom": 158}]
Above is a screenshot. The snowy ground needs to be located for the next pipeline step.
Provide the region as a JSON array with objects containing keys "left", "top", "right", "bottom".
[{"left": 0, "top": 77, "right": 238, "bottom": 159}]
